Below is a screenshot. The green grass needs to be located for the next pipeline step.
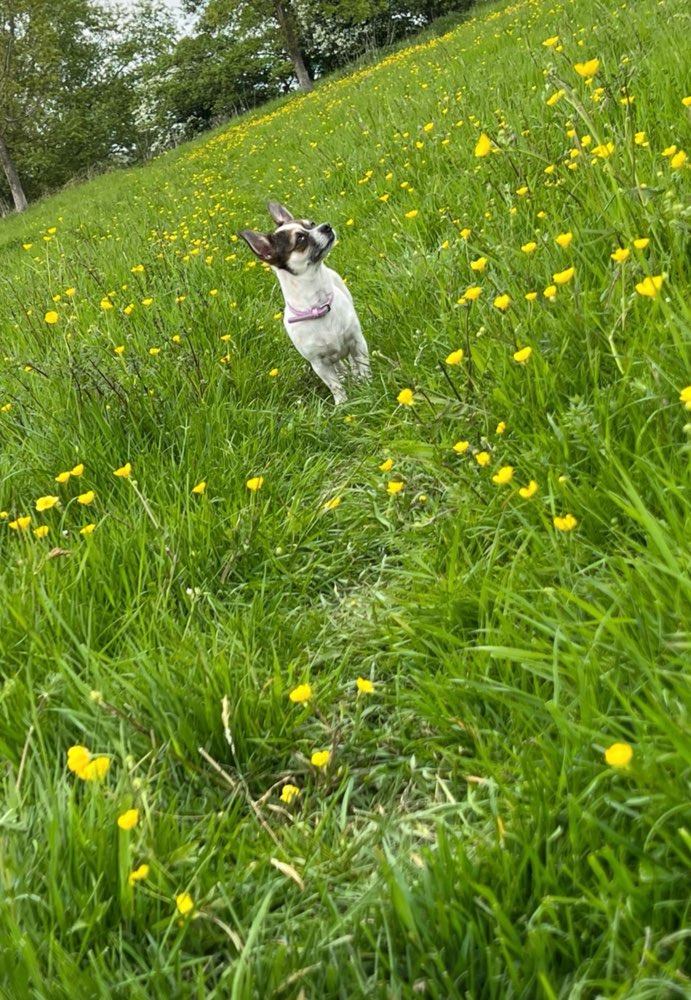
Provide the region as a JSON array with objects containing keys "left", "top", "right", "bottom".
[{"left": 1, "top": 0, "right": 690, "bottom": 995}]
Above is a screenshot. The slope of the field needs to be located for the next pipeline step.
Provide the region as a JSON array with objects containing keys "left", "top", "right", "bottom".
[{"left": 1, "top": 0, "right": 690, "bottom": 996}]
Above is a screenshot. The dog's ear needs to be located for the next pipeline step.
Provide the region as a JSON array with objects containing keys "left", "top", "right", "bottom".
[
  {"left": 267, "top": 201, "right": 293, "bottom": 226},
  {"left": 237, "top": 229, "right": 274, "bottom": 261}
]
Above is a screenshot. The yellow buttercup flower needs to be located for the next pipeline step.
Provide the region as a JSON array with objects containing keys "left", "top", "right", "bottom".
[
  {"left": 464, "top": 285, "right": 482, "bottom": 302},
  {"left": 553, "top": 266, "right": 575, "bottom": 285},
  {"left": 9, "top": 516, "right": 32, "bottom": 531},
  {"left": 518, "top": 480, "right": 538, "bottom": 499},
  {"left": 521, "top": 241, "right": 537, "bottom": 254},
  {"left": 397, "top": 388, "right": 414, "bottom": 406},
  {"left": 246, "top": 476, "right": 264, "bottom": 491},
  {"left": 633, "top": 238, "right": 650, "bottom": 250},
  {"left": 470, "top": 256, "right": 487, "bottom": 272},
  {"left": 280, "top": 784, "right": 300, "bottom": 804},
  {"left": 474, "top": 133, "right": 492, "bottom": 157},
  {"left": 379, "top": 458, "right": 394, "bottom": 472},
  {"left": 546, "top": 90, "right": 565, "bottom": 107},
  {"left": 387, "top": 481, "right": 404, "bottom": 495},
  {"left": 80, "top": 756, "right": 111, "bottom": 781},
  {"left": 176, "top": 892, "right": 195, "bottom": 917},
  {"left": 33, "top": 525, "right": 49, "bottom": 539},
  {"left": 323, "top": 496, "right": 341, "bottom": 510},
  {"left": 445, "top": 349, "right": 464, "bottom": 365},
  {"left": 405, "top": 209, "right": 419, "bottom": 219},
  {"left": 635, "top": 275, "right": 663, "bottom": 297},
  {"left": 117, "top": 809, "right": 139, "bottom": 831},
  {"left": 513, "top": 347, "right": 533, "bottom": 363},
  {"left": 289, "top": 683, "right": 312, "bottom": 704},
  {"left": 113, "top": 463, "right": 132, "bottom": 478},
  {"left": 475, "top": 451, "right": 490, "bottom": 466},
  {"left": 192, "top": 481, "right": 206, "bottom": 495},
  {"left": 493, "top": 294, "right": 511, "bottom": 312},
  {"left": 71, "top": 464, "right": 84, "bottom": 477},
  {"left": 604, "top": 742, "right": 633, "bottom": 768},
  {"left": 356, "top": 677, "right": 375, "bottom": 694},
  {"left": 553, "top": 514, "right": 578, "bottom": 532},
  {"left": 77, "top": 491, "right": 95, "bottom": 505},
  {"left": 453, "top": 440, "right": 470, "bottom": 454},
  {"left": 80, "top": 524, "right": 96, "bottom": 536},
  {"left": 491, "top": 466, "right": 514, "bottom": 485},
  {"left": 128, "top": 864, "right": 150, "bottom": 886},
  {"left": 544, "top": 284, "right": 557, "bottom": 300},
  {"left": 679, "top": 386, "right": 691, "bottom": 410},
  {"left": 555, "top": 232, "right": 573, "bottom": 249},
  {"left": 310, "top": 750, "right": 330, "bottom": 768},
  {"left": 670, "top": 150, "right": 687, "bottom": 169},
  {"left": 496, "top": 422, "right": 506, "bottom": 435},
  {"left": 611, "top": 248, "right": 630, "bottom": 263},
  {"left": 542, "top": 36, "right": 559, "bottom": 47},
  {"left": 35, "top": 496, "right": 59, "bottom": 512},
  {"left": 100, "top": 298, "right": 114, "bottom": 311},
  {"left": 574, "top": 58, "right": 600, "bottom": 78}
]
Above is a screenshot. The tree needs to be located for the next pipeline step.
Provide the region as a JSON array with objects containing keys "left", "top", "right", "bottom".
[{"left": 0, "top": 0, "right": 175, "bottom": 212}]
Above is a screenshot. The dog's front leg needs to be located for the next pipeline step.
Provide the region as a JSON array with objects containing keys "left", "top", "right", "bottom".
[
  {"left": 310, "top": 359, "right": 347, "bottom": 405},
  {"left": 349, "top": 329, "right": 371, "bottom": 381}
]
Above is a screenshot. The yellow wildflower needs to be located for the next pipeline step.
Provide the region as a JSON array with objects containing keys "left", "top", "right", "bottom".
[
  {"left": 604, "top": 742, "right": 633, "bottom": 768},
  {"left": 9, "top": 516, "right": 31, "bottom": 531},
  {"left": 44, "top": 310, "right": 59, "bottom": 324},
  {"left": 280, "top": 784, "right": 300, "bottom": 804},
  {"left": 246, "top": 476, "right": 264, "bottom": 491},
  {"left": 397, "top": 388, "right": 414, "bottom": 406},
  {"left": 387, "top": 481, "right": 404, "bottom": 495},
  {"left": 491, "top": 466, "right": 514, "bottom": 485},
  {"left": 635, "top": 275, "right": 664, "bottom": 297},
  {"left": 379, "top": 458, "right": 394, "bottom": 472},
  {"left": 553, "top": 514, "right": 578, "bottom": 532},
  {"left": 356, "top": 677, "right": 375, "bottom": 694},
  {"left": 611, "top": 248, "right": 630, "bottom": 263},
  {"left": 289, "top": 684, "right": 312, "bottom": 704},
  {"left": 574, "top": 58, "right": 600, "bottom": 78},
  {"left": 513, "top": 347, "right": 533, "bottom": 363},
  {"left": 453, "top": 440, "right": 470, "bottom": 454},
  {"left": 33, "top": 525, "right": 49, "bottom": 539},
  {"left": 493, "top": 294, "right": 511, "bottom": 312},
  {"left": 128, "top": 864, "right": 150, "bottom": 886},
  {"left": 518, "top": 480, "right": 538, "bottom": 499},
  {"left": 176, "top": 892, "right": 195, "bottom": 917},
  {"left": 553, "top": 266, "right": 575, "bottom": 285},
  {"left": 192, "top": 481, "right": 206, "bottom": 495},
  {"left": 445, "top": 349, "right": 464, "bottom": 365},
  {"left": 470, "top": 256, "right": 487, "bottom": 272},
  {"left": 474, "top": 133, "right": 492, "bottom": 157},
  {"left": 35, "top": 496, "right": 59, "bottom": 512},
  {"left": 475, "top": 451, "right": 490, "bottom": 466},
  {"left": 113, "top": 463, "right": 132, "bottom": 478},
  {"left": 117, "top": 809, "right": 139, "bottom": 831},
  {"left": 310, "top": 750, "right": 330, "bottom": 768}
]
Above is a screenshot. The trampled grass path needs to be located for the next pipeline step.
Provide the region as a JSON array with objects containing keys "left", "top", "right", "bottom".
[{"left": 1, "top": 0, "right": 690, "bottom": 996}]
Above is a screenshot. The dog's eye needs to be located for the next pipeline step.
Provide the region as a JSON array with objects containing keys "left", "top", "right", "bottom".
[{"left": 295, "top": 232, "right": 308, "bottom": 248}]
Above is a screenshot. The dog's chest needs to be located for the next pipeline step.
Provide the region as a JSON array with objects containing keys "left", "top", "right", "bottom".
[{"left": 283, "top": 287, "right": 357, "bottom": 364}]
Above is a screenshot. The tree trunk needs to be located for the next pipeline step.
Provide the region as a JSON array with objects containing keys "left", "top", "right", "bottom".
[
  {"left": 0, "top": 133, "right": 28, "bottom": 212},
  {"left": 274, "top": 0, "right": 313, "bottom": 92}
]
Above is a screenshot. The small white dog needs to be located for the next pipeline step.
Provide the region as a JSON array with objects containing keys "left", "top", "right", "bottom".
[{"left": 239, "top": 202, "right": 370, "bottom": 404}]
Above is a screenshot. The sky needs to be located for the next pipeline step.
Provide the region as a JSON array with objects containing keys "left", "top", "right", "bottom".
[{"left": 109, "top": 0, "right": 194, "bottom": 35}]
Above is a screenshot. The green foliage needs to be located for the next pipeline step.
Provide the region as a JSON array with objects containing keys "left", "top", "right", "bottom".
[
  {"left": 0, "top": 0, "right": 690, "bottom": 995},
  {"left": 0, "top": 0, "right": 175, "bottom": 205}
]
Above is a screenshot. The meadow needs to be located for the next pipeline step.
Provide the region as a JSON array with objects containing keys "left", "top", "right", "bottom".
[{"left": 1, "top": 0, "right": 690, "bottom": 995}]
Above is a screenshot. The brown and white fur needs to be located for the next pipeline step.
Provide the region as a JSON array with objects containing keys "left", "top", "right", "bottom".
[{"left": 238, "top": 202, "right": 370, "bottom": 404}]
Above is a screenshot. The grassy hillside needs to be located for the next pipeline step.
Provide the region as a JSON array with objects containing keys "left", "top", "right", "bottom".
[{"left": 1, "top": 0, "right": 690, "bottom": 995}]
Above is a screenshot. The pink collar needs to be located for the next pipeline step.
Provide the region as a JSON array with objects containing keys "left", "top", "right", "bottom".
[{"left": 286, "top": 291, "right": 333, "bottom": 324}]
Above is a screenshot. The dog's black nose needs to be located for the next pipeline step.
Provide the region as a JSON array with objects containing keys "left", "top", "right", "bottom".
[{"left": 320, "top": 223, "right": 334, "bottom": 236}]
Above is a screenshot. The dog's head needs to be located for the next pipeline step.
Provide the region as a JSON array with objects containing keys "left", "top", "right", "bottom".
[{"left": 238, "top": 202, "right": 336, "bottom": 276}]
